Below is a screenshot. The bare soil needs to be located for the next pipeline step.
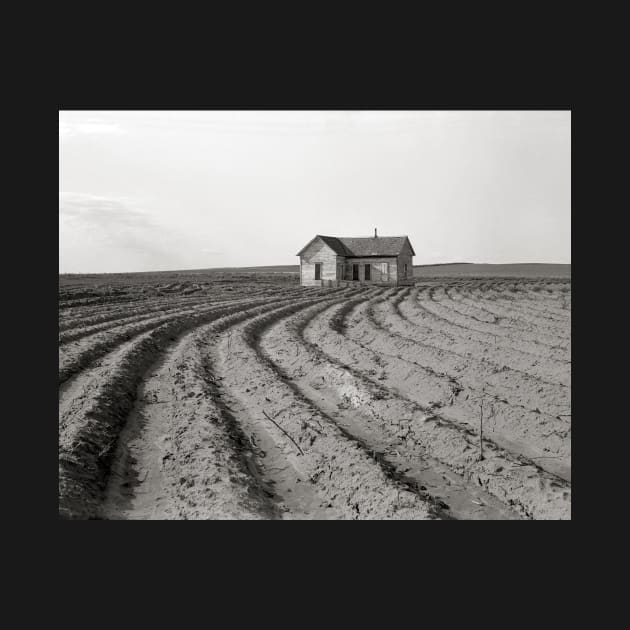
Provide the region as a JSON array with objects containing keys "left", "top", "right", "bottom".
[{"left": 59, "top": 270, "right": 571, "bottom": 519}]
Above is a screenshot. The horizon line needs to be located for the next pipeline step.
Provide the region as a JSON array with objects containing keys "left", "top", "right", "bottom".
[{"left": 59, "top": 261, "right": 572, "bottom": 276}]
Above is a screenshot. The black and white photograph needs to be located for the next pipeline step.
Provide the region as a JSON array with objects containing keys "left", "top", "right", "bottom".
[{"left": 58, "top": 109, "right": 571, "bottom": 520}]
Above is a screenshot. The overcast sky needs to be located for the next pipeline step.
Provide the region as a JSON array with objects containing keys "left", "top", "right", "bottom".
[{"left": 59, "top": 110, "right": 571, "bottom": 273}]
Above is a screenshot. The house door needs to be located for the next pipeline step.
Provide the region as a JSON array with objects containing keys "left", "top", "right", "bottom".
[
  {"left": 380, "top": 262, "right": 389, "bottom": 281},
  {"left": 352, "top": 264, "right": 359, "bottom": 281},
  {"left": 314, "top": 263, "right": 322, "bottom": 280},
  {"left": 364, "top": 264, "right": 371, "bottom": 281}
]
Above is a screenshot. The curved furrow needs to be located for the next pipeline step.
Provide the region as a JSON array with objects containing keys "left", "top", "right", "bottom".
[
  {"left": 58, "top": 292, "right": 309, "bottom": 386},
  {"left": 100, "top": 316, "right": 285, "bottom": 520},
  {"left": 59, "top": 275, "right": 571, "bottom": 520},
  {"left": 449, "top": 286, "right": 572, "bottom": 339},
  {"left": 467, "top": 294, "right": 572, "bottom": 335},
  {"left": 474, "top": 281, "right": 570, "bottom": 313},
  {"left": 100, "top": 293, "right": 345, "bottom": 520},
  {"left": 259, "top": 292, "right": 521, "bottom": 520},
  {"left": 447, "top": 283, "right": 572, "bottom": 357},
  {"left": 403, "top": 287, "right": 571, "bottom": 386},
  {"left": 59, "top": 289, "right": 334, "bottom": 426},
  {"left": 469, "top": 285, "right": 571, "bottom": 324},
  {"left": 59, "top": 301, "right": 246, "bottom": 386},
  {"left": 426, "top": 286, "right": 570, "bottom": 358},
  {"left": 59, "top": 296, "right": 114, "bottom": 310},
  {"left": 425, "top": 284, "right": 561, "bottom": 350},
  {"left": 59, "top": 292, "right": 230, "bottom": 332},
  {"left": 299, "top": 299, "right": 571, "bottom": 520},
  {"left": 59, "top": 286, "right": 289, "bottom": 330},
  {"left": 497, "top": 295, "right": 571, "bottom": 321},
  {"left": 347, "top": 292, "right": 571, "bottom": 479},
  {"left": 444, "top": 288, "right": 572, "bottom": 358},
  {"left": 58, "top": 282, "right": 214, "bottom": 309},
  {"left": 517, "top": 285, "right": 571, "bottom": 312},
  {"left": 379, "top": 289, "right": 571, "bottom": 417},
  {"left": 59, "top": 290, "right": 348, "bottom": 519},
  {"left": 59, "top": 292, "right": 213, "bottom": 326},
  {"left": 467, "top": 281, "right": 571, "bottom": 323},
  {"left": 520, "top": 295, "right": 571, "bottom": 317},
  {"left": 205, "top": 289, "right": 443, "bottom": 520},
  {"left": 58, "top": 290, "right": 170, "bottom": 311},
  {"left": 58, "top": 288, "right": 299, "bottom": 344},
  {"left": 60, "top": 299, "right": 213, "bottom": 345},
  {"left": 403, "top": 289, "right": 571, "bottom": 386}
]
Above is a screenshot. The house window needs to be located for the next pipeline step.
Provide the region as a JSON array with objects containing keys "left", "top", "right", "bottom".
[
  {"left": 364, "top": 264, "right": 371, "bottom": 280},
  {"left": 380, "top": 262, "right": 389, "bottom": 280},
  {"left": 314, "top": 263, "right": 322, "bottom": 280}
]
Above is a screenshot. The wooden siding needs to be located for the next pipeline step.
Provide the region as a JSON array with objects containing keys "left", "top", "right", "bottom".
[
  {"left": 395, "top": 240, "right": 414, "bottom": 283},
  {"left": 299, "top": 238, "right": 342, "bottom": 286},
  {"left": 298, "top": 235, "right": 415, "bottom": 286},
  {"left": 344, "top": 257, "right": 398, "bottom": 284}
]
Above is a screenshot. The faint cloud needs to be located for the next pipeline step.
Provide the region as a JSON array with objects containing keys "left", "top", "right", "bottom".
[
  {"left": 60, "top": 192, "right": 148, "bottom": 227},
  {"left": 59, "top": 117, "right": 124, "bottom": 137},
  {"left": 59, "top": 192, "right": 183, "bottom": 266}
]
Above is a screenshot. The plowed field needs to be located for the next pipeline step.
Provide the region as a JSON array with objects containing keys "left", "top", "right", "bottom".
[{"left": 59, "top": 272, "right": 571, "bottom": 520}]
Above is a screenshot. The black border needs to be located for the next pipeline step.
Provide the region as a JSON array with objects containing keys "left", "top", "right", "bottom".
[{"left": 23, "top": 42, "right": 581, "bottom": 596}]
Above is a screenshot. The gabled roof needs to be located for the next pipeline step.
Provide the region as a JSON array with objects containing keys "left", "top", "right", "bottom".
[{"left": 297, "top": 235, "right": 415, "bottom": 257}]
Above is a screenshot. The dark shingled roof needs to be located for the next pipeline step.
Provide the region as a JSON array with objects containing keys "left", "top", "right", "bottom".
[{"left": 298, "top": 235, "right": 415, "bottom": 257}]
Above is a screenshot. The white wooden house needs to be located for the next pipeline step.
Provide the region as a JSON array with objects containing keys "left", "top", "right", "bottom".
[{"left": 297, "top": 230, "right": 415, "bottom": 287}]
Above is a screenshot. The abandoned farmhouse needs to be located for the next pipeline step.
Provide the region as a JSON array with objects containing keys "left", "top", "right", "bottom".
[{"left": 297, "top": 231, "right": 415, "bottom": 287}]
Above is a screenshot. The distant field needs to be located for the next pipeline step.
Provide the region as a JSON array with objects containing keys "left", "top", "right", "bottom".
[
  {"left": 59, "top": 266, "right": 300, "bottom": 290},
  {"left": 208, "top": 265, "right": 299, "bottom": 274},
  {"left": 413, "top": 263, "right": 571, "bottom": 278},
  {"left": 59, "top": 262, "right": 570, "bottom": 291}
]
